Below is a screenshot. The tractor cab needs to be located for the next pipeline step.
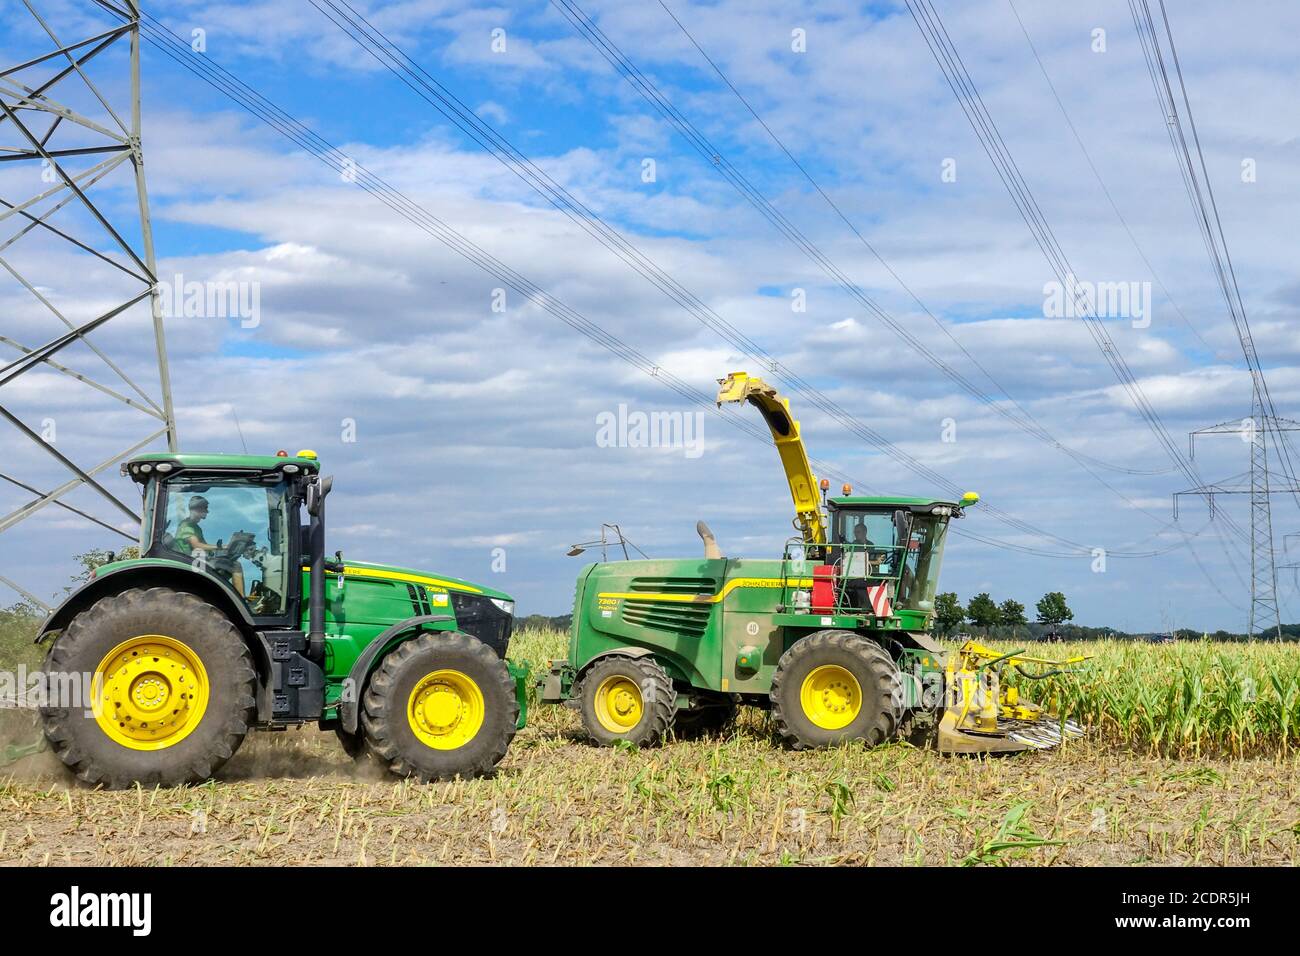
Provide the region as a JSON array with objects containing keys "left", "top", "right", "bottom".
[
  {"left": 124, "top": 450, "right": 323, "bottom": 625},
  {"left": 802, "top": 493, "right": 977, "bottom": 624}
]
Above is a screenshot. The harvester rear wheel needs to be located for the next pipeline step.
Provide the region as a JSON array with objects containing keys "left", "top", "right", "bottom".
[
  {"left": 578, "top": 655, "right": 674, "bottom": 747},
  {"left": 770, "top": 630, "right": 901, "bottom": 750},
  {"left": 40, "top": 587, "right": 256, "bottom": 789},
  {"left": 360, "top": 631, "right": 517, "bottom": 782}
]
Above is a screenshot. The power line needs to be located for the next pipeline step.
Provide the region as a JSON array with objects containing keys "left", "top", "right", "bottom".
[
  {"left": 1003, "top": 0, "right": 1214, "bottom": 356},
  {"left": 903, "top": 0, "right": 1249, "bottom": 564},
  {"left": 1129, "top": 0, "right": 1298, "bottom": 636},
  {"left": 114, "top": 5, "right": 1204, "bottom": 565},
  {"left": 562, "top": 0, "right": 1206, "bottom": 511},
  {"left": 307, "top": 0, "right": 1184, "bottom": 560},
  {"left": 637, "top": 0, "right": 1208, "bottom": 549}
]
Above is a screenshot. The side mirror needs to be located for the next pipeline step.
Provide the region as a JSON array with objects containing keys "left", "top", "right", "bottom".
[
  {"left": 306, "top": 475, "right": 333, "bottom": 517},
  {"left": 893, "top": 509, "right": 912, "bottom": 544}
]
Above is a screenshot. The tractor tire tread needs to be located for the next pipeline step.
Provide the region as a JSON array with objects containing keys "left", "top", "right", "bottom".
[
  {"left": 40, "top": 587, "right": 255, "bottom": 789},
  {"left": 770, "top": 629, "right": 901, "bottom": 751},
  {"left": 360, "top": 631, "right": 517, "bottom": 782}
]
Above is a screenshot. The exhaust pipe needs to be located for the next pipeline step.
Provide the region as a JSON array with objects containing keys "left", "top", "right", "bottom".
[
  {"left": 697, "top": 520, "right": 723, "bottom": 559},
  {"left": 305, "top": 475, "right": 333, "bottom": 659}
]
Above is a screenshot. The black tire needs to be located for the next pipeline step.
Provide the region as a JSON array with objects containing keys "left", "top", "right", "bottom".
[
  {"left": 335, "top": 726, "right": 367, "bottom": 760},
  {"left": 770, "top": 630, "right": 902, "bottom": 750},
  {"left": 360, "top": 631, "right": 517, "bottom": 782},
  {"left": 578, "top": 655, "right": 674, "bottom": 747},
  {"left": 672, "top": 697, "right": 737, "bottom": 741},
  {"left": 40, "top": 588, "right": 256, "bottom": 789}
]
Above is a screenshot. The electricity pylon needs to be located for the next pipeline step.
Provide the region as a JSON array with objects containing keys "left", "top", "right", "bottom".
[
  {"left": 0, "top": 1, "right": 174, "bottom": 611},
  {"left": 1175, "top": 405, "right": 1300, "bottom": 639}
]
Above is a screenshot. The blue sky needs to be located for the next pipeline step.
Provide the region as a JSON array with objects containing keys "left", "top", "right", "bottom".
[{"left": 2, "top": 0, "right": 1298, "bottom": 632}]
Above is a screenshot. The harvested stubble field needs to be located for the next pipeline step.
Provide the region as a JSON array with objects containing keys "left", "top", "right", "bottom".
[{"left": 1, "top": 630, "right": 1299, "bottom": 867}]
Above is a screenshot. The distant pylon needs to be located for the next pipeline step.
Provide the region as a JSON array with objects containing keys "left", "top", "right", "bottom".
[
  {"left": 0, "top": 1, "right": 174, "bottom": 609},
  {"left": 1175, "top": 401, "right": 1300, "bottom": 639}
]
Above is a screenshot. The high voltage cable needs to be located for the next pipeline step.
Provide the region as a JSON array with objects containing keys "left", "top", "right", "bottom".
[
  {"left": 906, "top": 0, "right": 1253, "bottom": 589},
  {"left": 568, "top": 0, "right": 1202, "bottom": 549},
  {"left": 1130, "top": 0, "right": 1300, "bottom": 513},
  {"left": 564, "top": 0, "right": 1175, "bottom": 481},
  {"left": 308, "top": 0, "right": 1182, "bottom": 559},
  {"left": 1003, "top": 0, "right": 1215, "bottom": 357},
  {"left": 904, "top": 0, "right": 1250, "bottom": 560},
  {"left": 108, "top": 4, "right": 1202, "bottom": 562}
]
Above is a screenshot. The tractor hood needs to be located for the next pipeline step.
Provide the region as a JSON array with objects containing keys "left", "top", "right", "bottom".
[{"left": 335, "top": 560, "right": 514, "bottom": 604}]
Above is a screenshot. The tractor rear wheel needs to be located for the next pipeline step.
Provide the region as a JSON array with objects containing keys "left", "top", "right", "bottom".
[
  {"left": 40, "top": 587, "right": 256, "bottom": 788},
  {"left": 360, "top": 631, "right": 517, "bottom": 782},
  {"left": 578, "top": 655, "right": 674, "bottom": 747},
  {"left": 770, "top": 630, "right": 902, "bottom": 750}
]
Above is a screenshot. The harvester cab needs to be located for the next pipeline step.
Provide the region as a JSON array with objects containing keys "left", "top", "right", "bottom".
[
  {"left": 540, "top": 371, "right": 1084, "bottom": 755},
  {"left": 804, "top": 494, "right": 973, "bottom": 626},
  {"left": 35, "top": 450, "right": 526, "bottom": 788}
]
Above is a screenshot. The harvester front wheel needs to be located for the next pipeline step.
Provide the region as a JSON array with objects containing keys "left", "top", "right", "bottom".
[
  {"left": 40, "top": 587, "right": 256, "bottom": 788},
  {"left": 578, "top": 655, "right": 674, "bottom": 747},
  {"left": 770, "top": 630, "right": 901, "bottom": 750},
  {"left": 360, "top": 631, "right": 517, "bottom": 782}
]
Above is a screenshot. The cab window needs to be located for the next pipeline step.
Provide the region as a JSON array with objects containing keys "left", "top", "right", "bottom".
[
  {"left": 153, "top": 476, "right": 291, "bottom": 617},
  {"left": 832, "top": 509, "right": 905, "bottom": 579}
]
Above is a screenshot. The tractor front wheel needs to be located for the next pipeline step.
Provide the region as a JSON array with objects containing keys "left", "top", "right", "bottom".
[
  {"left": 335, "top": 726, "right": 367, "bottom": 761},
  {"left": 578, "top": 655, "right": 674, "bottom": 747},
  {"left": 360, "top": 631, "right": 517, "bottom": 782},
  {"left": 40, "top": 587, "right": 256, "bottom": 788},
  {"left": 770, "top": 630, "right": 902, "bottom": 750}
]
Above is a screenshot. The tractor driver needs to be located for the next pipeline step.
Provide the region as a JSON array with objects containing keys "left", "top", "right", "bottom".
[
  {"left": 850, "top": 523, "right": 890, "bottom": 575},
  {"left": 176, "top": 495, "right": 246, "bottom": 597},
  {"left": 843, "top": 521, "right": 890, "bottom": 612}
]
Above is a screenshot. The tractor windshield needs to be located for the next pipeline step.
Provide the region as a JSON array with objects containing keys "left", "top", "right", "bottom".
[
  {"left": 150, "top": 475, "right": 292, "bottom": 617},
  {"left": 895, "top": 513, "right": 949, "bottom": 612}
]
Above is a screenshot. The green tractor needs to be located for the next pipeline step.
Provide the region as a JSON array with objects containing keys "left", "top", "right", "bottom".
[
  {"left": 539, "top": 372, "right": 1083, "bottom": 754},
  {"left": 36, "top": 450, "right": 525, "bottom": 788}
]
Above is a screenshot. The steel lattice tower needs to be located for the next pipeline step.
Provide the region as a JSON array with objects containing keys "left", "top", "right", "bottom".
[
  {"left": 1246, "top": 398, "right": 1280, "bottom": 637},
  {"left": 0, "top": 1, "right": 174, "bottom": 611},
  {"left": 1176, "top": 404, "right": 1300, "bottom": 639}
]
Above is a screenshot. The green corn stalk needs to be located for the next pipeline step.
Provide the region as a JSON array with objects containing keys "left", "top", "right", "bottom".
[{"left": 961, "top": 801, "right": 1066, "bottom": 866}]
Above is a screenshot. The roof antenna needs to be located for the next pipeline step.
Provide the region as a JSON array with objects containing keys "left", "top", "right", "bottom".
[{"left": 231, "top": 406, "right": 249, "bottom": 453}]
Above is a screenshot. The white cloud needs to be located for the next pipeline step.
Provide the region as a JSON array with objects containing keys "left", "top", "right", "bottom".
[{"left": 2, "top": 0, "right": 1298, "bottom": 633}]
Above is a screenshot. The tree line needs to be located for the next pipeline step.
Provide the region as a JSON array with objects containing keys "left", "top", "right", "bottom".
[{"left": 933, "top": 590, "right": 1074, "bottom": 637}]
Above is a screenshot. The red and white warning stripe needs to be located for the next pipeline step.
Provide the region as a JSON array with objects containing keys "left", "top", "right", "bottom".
[{"left": 866, "top": 583, "right": 892, "bottom": 618}]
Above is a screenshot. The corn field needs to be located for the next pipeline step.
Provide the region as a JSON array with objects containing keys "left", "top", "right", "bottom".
[
  {"left": 513, "top": 630, "right": 1300, "bottom": 759},
  {"left": 4, "top": 628, "right": 1299, "bottom": 866},
  {"left": 1005, "top": 639, "right": 1300, "bottom": 758}
]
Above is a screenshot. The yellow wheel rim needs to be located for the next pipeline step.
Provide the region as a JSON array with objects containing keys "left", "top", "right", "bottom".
[
  {"left": 593, "top": 675, "right": 643, "bottom": 734},
  {"left": 800, "top": 664, "right": 862, "bottom": 730},
  {"left": 407, "top": 669, "right": 485, "bottom": 750},
  {"left": 94, "top": 635, "right": 209, "bottom": 751}
]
